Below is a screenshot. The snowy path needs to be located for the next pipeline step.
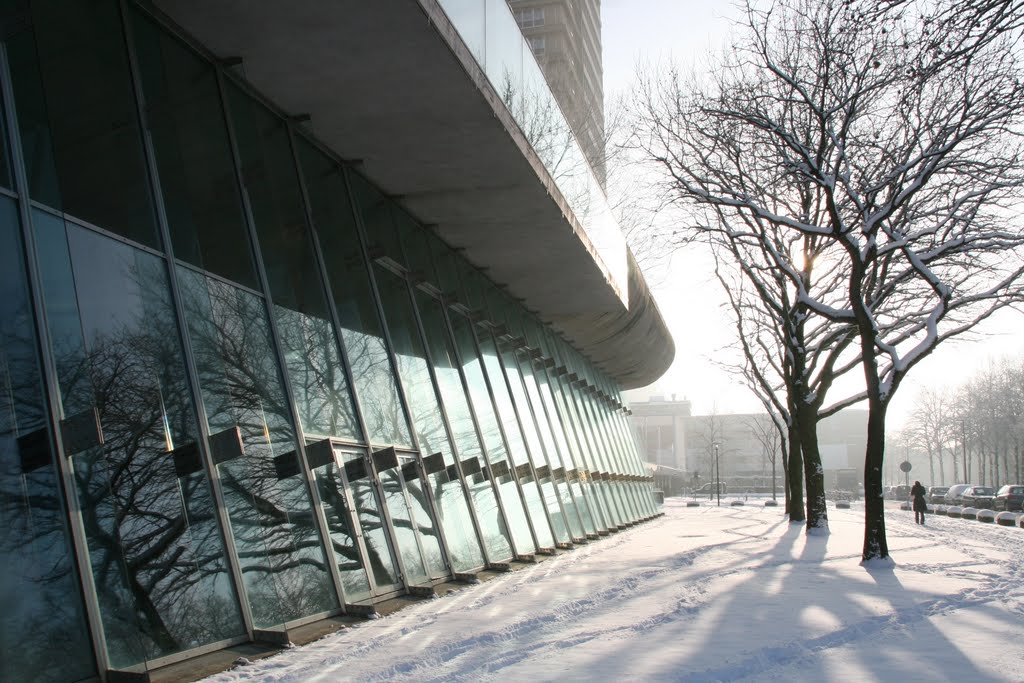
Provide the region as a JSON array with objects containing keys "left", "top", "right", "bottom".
[{"left": 204, "top": 501, "right": 1024, "bottom": 683}]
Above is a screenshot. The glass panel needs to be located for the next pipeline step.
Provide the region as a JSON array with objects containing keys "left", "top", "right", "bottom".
[
  {"left": 414, "top": 289, "right": 512, "bottom": 563},
  {"left": 516, "top": 354, "right": 584, "bottom": 539},
  {"left": 557, "top": 379, "right": 609, "bottom": 531},
  {"left": 34, "top": 213, "right": 244, "bottom": 667},
  {"left": 129, "top": 8, "right": 258, "bottom": 289},
  {"left": 0, "top": 198, "right": 95, "bottom": 682},
  {"left": 310, "top": 459, "right": 372, "bottom": 602},
  {"left": 484, "top": 0, "right": 523, "bottom": 105},
  {"left": 334, "top": 448, "right": 400, "bottom": 591},
  {"left": 476, "top": 330, "right": 553, "bottom": 549},
  {"left": 378, "top": 464, "right": 428, "bottom": 585},
  {"left": 0, "top": 54, "right": 12, "bottom": 189},
  {"left": 436, "top": 0, "right": 485, "bottom": 62},
  {"left": 176, "top": 267, "right": 337, "bottom": 628},
  {"left": 584, "top": 394, "right": 628, "bottom": 524},
  {"left": 225, "top": 84, "right": 359, "bottom": 442},
  {"left": 349, "top": 173, "right": 403, "bottom": 262},
  {"left": 399, "top": 462, "right": 448, "bottom": 577},
  {"left": 15, "top": 1, "right": 159, "bottom": 247},
  {"left": 535, "top": 368, "right": 596, "bottom": 535},
  {"left": 373, "top": 267, "right": 484, "bottom": 573},
  {"left": 449, "top": 312, "right": 534, "bottom": 556},
  {"left": 296, "top": 141, "right": 412, "bottom": 448},
  {"left": 500, "top": 345, "right": 569, "bottom": 544}
]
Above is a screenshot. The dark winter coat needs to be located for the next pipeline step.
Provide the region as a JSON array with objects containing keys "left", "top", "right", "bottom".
[{"left": 911, "top": 483, "right": 928, "bottom": 512}]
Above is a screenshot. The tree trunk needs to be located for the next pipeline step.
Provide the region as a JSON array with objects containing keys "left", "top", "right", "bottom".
[
  {"left": 787, "top": 421, "right": 805, "bottom": 522},
  {"left": 797, "top": 405, "right": 828, "bottom": 532},
  {"left": 862, "top": 396, "right": 889, "bottom": 561},
  {"left": 779, "top": 429, "right": 791, "bottom": 512}
]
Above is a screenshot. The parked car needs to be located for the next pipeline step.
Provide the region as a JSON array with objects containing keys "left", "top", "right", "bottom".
[
  {"left": 927, "top": 486, "right": 949, "bottom": 504},
  {"left": 960, "top": 486, "right": 996, "bottom": 509},
  {"left": 943, "top": 484, "right": 971, "bottom": 505},
  {"left": 694, "top": 482, "right": 727, "bottom": 496},
  {"left": 994, "top": 485, "right": 1024, "bottom": 512}
]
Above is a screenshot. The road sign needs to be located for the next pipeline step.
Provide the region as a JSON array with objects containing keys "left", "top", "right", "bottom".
[{"left": 899, "top": 461, "right": 912, "bottom": 473}]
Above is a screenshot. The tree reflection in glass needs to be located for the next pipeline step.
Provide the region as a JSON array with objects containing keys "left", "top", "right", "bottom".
[
  {"left": 0, "top": 200, "right": 95, "bottom": 682},
  {"left": 310, "top": 460, "right": 372, "bottom": 602},
  {"left": 33, "top": 214, "right": 244, "bottom": 668},
  {"left": 295, "top": 142, "right": 413, "bottom": 449},
  {"left": 176, "top": 268, "right": 338, "bottom": 628},
  {"left": 374, "top": 268, "right": 483, "bottom": 573},
  {"left": 333, "top": 449, "right": 400, "bottom": 591}
]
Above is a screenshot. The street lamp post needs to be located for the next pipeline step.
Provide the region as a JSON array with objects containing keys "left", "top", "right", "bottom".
[{"left": 714, "top": 443, "right": 721, "bottom": 507}]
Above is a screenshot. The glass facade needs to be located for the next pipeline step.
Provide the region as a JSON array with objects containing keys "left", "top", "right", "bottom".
[{"left": 0, "top": 1, "right": 657, "bottom": 678}]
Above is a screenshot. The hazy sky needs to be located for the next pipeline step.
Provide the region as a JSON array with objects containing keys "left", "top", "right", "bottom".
[{"left": 601, "top": 0, "right": 1024, "bottom": 423}]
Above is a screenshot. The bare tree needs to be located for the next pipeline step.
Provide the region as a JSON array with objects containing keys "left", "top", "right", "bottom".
[
  {"left": 904, "top": 386, "right": 955, "bottom": 485},
  {"left": 747, "top": 412, "right": 783, "bottom": 500},
  {"left": 710, "top": 231, "right": 864, "bottom": 529},
  {"left": 631, "top": 0, "right": 1024, "bottom": 560}
]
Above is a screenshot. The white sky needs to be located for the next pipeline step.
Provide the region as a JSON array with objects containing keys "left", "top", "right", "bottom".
[
  {"left": 601, "top": 0, "right": 1024, "bottom": 425},
  {"left": 199, "top": 501, "right": 1024, "bottom": 682}
]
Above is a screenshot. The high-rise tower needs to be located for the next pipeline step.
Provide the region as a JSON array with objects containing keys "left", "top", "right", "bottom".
[{"left": 508, "top": 0, "right": 605, "bottom": 185}]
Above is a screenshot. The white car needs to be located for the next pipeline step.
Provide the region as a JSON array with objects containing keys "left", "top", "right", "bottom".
[{"left": 943, "top": 484, "right": 971, "bottom": 505}]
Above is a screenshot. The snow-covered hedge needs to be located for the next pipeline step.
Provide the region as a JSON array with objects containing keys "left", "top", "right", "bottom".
[
  {"left": 960, "top": 507, "right": 978, "bottom": 520},
  {"left": 946, "top": 506, "right": 963, "bottom": 518},
  {"left": 899, "top": 501, "right": 911, "bottom": 511},
  {"left": 933, "top": 505, "right": 947, "bottom": 515},
  {"left": 976, "top": 509, "right": 995, "bottom": 523},
  {"left": 836, "top": 500, "right": 850, "bottom": 509}
]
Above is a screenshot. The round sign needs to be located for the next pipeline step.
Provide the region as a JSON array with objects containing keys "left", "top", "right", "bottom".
[{"left": 899, "top": 461, "right": 912, "bottom": 473}]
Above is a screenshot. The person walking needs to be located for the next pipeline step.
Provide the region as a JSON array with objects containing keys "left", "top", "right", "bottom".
[{"left": 911, "top": 480, "right": 928, "bottom": 525}]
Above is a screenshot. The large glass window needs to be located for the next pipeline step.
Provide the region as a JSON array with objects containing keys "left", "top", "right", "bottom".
[
  {"left": 534, "top": 367, "right": 596, "bottom": 535},
  {"left": 414, "top": 288, "right": 513, "bottom": 563},
  {"left": 13, "top": 0, "right": 159, "bottom": 247},
  {"left": 309, "top": 451, "right": 373, "bottom": 602},
  {"left": 129, "top": 8, "right": 258, "bottom": 289},
  {"left": 0, "top": 199, "right": 95, "bottom": 682},
  {"left": 448, "top": 310, "right": 535, "bottom": 557},
  {"left": 225, "top": 83, "right": 359, "bottom": 443},
  {"left": 499, "top": 342, "right": 570, "bottom": 544},
  {"left": 297, "top": 142, "right": 412, "bottom": 449},
  {"left": 34, "top": 213, "right": 245, "bottom": 667},
  {"left": 517, "top": 356, "right": 585, "bottom": 539},
  {"left": 333, "top": 448, "right": 400, "bottom": 593},
  {"left": 373, "top": 267, "right": 483, "bottom": 573},
  {"left": 176, "top": 267, "right": 337, "bottom": 628},
  {"left": 475, "top": 329, "right": 554, "bottom": 549}
]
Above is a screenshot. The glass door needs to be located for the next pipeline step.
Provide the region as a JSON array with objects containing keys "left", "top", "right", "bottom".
[
  {"left": 333, "top": 445, "right": 449, "bottom": 592},
  {"left": 332, "top": 447, "right": 403, "bottom": 596},
  {"left": 395, "top": 452, "right": 450, "bottom": 581}
]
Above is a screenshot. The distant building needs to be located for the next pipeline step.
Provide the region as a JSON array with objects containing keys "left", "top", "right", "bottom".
[
  {"left": 629, "top": 394, "right": 692, "bottom": 470},
  {"left": 508, "top": 0, "right": 606, "bottom": 184},
  {"left": 627, "top": 395, "right": 868, "bottom": 490}
]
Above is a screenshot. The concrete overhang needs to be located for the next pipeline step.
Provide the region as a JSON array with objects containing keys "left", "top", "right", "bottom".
[{"left": 151, "top": 0, "right": 674, "bottom": 388}]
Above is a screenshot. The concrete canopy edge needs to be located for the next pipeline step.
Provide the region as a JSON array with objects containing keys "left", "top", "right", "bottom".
[{"left": 149, "top": 0, "right": 675, "bottom": 388}]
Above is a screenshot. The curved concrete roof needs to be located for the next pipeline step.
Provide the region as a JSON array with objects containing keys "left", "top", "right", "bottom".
[{"left": 151, "top": 0, "right": 674, "bottom": 388}]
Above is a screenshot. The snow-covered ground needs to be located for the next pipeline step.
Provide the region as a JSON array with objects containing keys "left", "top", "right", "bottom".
[{"left": 204, "top": 500, "right": 1024, "bottom": 683}]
